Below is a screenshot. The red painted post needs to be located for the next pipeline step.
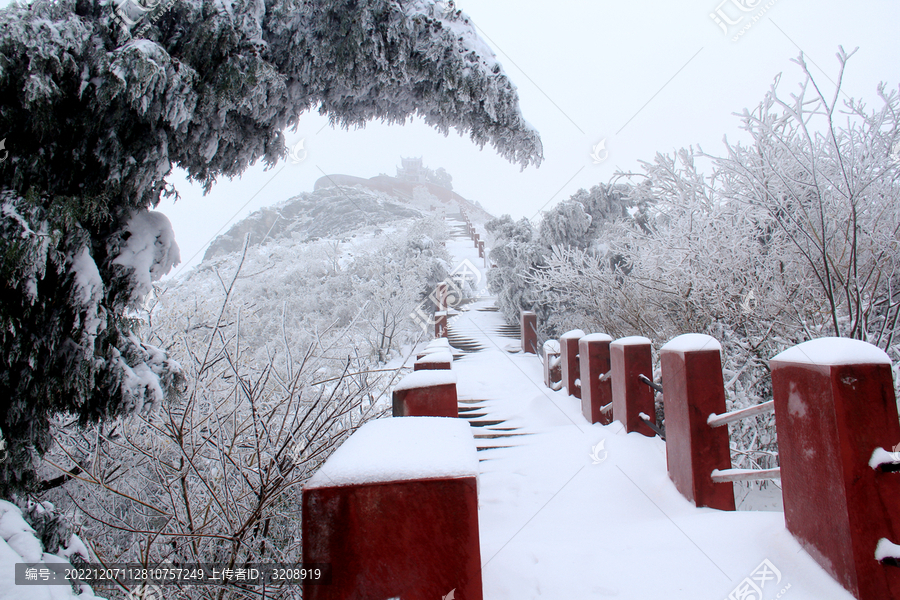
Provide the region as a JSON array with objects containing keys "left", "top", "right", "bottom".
[
  {"left": 520, "top": 311, "right": 537, "bottom": 354},
  {"left": 414, "top": 351, "right": 453, "bottom": 371},
  {"left": 610, "top": 337, "right": 656, "bottom": 437},
  {"left": 302, "top": 417, "right": 482, "bottom": 600},
  {"left": 392, "top": 371, "right": 458, "bottom": 417},
  {"left": 434, "top": 312, "right": 448, "bottom": 338},
  {"left": 560, "top": 330, "right": 585, "bottom": 399},
  {"left": 579, "top": 334, "right": 613, "bottom": 425},
  {"left": 478, "top": 240, "right": 485, "bottom": 258},
  {"left": 543, "top": 340, "right": 562, "bottom": 389},
  {"left": 660, "top": 334, "right": 734, "bottom": 511},
  {"left": 771, "top": 338, "right": 900, "bottom": 600},
  {"left": 473, "top": 233, "right": 480, "bottom": 248}
]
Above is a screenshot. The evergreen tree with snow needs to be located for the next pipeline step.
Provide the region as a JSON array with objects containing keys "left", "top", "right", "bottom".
[
  {"left": 0, "top": 0, "right": 542, "bottom": 493},
  {"left": 426, "top": 166, "right": 453, "bottom": 190}
]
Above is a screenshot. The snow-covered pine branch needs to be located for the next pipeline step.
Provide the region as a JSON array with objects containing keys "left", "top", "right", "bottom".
[{"left": 0, "top": 0, "right": 542, "bottom": 492}]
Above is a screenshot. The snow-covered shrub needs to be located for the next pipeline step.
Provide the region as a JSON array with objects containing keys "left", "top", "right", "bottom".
[
  {"left": 44, "top": 242, "right": 406, "bottom": 599},
  {"left": 500, "top": 51, "right": 900, "bottom": 489},
  {"left": 0, "top": 500, "right": 103, "bottom": 598},
  {"left": 485, "top": 183, "right": 646, "bottom": 344}
]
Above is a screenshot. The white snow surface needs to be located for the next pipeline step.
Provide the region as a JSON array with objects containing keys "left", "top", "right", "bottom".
[
  {"left": 393, "top": 369, "right": 457, "bottom": 391},
  {"left": 581, "top": 333, "right": 613, "bottom": 343},
  {"left": 398, "top": 226, "right": 855, "bottom": 599},
  {"left": 559, "top": 329, "right": 585, "bottom": 340},
  {"left": 661, "top": 332, "right": 723, "bottom": 353},
  {"left": 305, "top": 417, "right": 478, "bottom": 489},
  {"left": 876, "top": 538, "right": 900, "bottom": 561},
  {"left": 610, "top": 335, "right": 652, "bottom": 346},
  {"left": 427, "top": 338, "right": 451, "bottom": 348},
  {"left": 0, "top": 501, "right": 105, "bottom": 600},
  {"left": 542, "top": 339, "right": 560, "bottom": 354},
  {"left": 771, "top": 337, "right": 891, "bottom": 366},
  {"left": 419, "top": 346, "right": 450, "bottom": 356},
  {"left": 868, "top": 447, "right": 900, "bottom": 470},
  {"left": 415, "top": 351, "right": 453, "bottom": 364},
  {"left": 112, "top": 209, "right": 180, "bottom": 301},
  {"left": 70, "top": 248, "right": 102, "bottom": 307}
]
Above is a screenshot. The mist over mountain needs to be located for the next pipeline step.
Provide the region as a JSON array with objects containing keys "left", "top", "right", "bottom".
[{"left": 203, "top": 164, "right": 493, "bottom": 261}]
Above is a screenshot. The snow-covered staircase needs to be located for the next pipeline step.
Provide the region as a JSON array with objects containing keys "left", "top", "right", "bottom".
[{"left": 424, "top": 211, "right": 855, "bottom": 600}]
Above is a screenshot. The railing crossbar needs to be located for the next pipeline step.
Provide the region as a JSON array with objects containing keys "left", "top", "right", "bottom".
[
  {"left": 638, "top": 374, "right": 663, "bottom": 394},
  {"left": 710, "top": 467, "right": 781, "bottom": 483},
  {"left": 708, "top": 400, "right": 775, "bottom": 428},
  {"left": 638, "top": 412, "right": 666, "bottom": 440}
]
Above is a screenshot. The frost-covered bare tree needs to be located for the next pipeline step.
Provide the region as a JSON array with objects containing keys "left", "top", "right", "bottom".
[
  {"left": 710, "top": 47, "right": 900, "bottom": 350},
  {"left": 44, "top": 242, "right": 403, "bottom": 599},
  {"left": 353, "top": 219, "right": 451, "bottom": 362},
  {"left": 0, "top": 0, "right": 542, "bottom": 492},
  {"left": 526, "top": 50, "right": 899, "bottom": 493},
  {"left": 485, "top": 183, "right": 645, "bottom": 337}
]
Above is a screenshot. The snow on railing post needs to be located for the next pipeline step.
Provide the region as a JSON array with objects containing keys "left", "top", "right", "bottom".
[
  {"left": 414, "top": 350, "right": 453, "bottom": 371},
  {"left": 473, "top": 232, "right": 480, "bottom": 248},
  {"left": 771, "top": 338, "right": 900, "bottom": 600},
  {"left": 417, "top": 338, "right": 451, "bottom": 360},
  {"left": 302, "top": 417, "right": 483, "bottom": 600},
  {"left": 560, "top": 330, "right": 585, "bottom": 399},
  {"left": 660, "top": 334, "right": 735, "bottom": 511},
  {"left": 579, "top": 334, "right": 613, "bottom": 425},
  {"left": 543, "top": 340, "right": 562, "bottom": 389},
  {"left": 392, "top": 370, "right": 458, "bottom": 418},
  {"left": 610, "top": 336, "right": 656, "bottom": 437},
  {"left": 520, "top": 310, "right": 538, "bottom": 354},
  {"left": 478, "top": 240, "right": 485, "bottom": 258}
]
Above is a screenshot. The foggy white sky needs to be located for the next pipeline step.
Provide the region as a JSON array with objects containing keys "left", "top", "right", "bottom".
[{"left": 8, "top": 0, "right": 899, "bottom": 276}]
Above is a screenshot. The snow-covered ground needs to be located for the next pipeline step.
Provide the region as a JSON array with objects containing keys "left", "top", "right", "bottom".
[
  {"left": 0, "top": 501, "right": 104, "bottom": 600},
  {"left": 0, "top": 214, "right": 856, "bottom": 600},
  {"left": 435, "top": 218, "right": 854, "bottom": 599}
]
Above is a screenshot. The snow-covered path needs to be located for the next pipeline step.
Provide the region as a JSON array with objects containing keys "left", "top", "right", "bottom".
[{"left": 436, "top": 217, "right": 853, "bottom": 600}]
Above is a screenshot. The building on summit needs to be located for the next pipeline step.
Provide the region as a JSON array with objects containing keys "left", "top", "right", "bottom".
[{"left": 396, "top": 157, "right": 426, "bottom": 183}]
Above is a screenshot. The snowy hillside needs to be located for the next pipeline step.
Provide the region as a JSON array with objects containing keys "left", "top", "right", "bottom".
[
  {"left": 5, "top": 184, "right": 492, "bottom": 600},
  {"left": 203, "top": 185, "right": 425, "bottom": 260},
  {"left": 156, "top": 183, "right": 489, "bottom": 367}
]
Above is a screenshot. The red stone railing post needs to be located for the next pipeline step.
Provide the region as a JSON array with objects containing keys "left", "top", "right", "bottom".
[
  {"left": 659, "top": 334, "right": 734, "bottom": 511},
  {"left": 771, "top": 338, "right": 900, "bottom": 600},
  {"left": 610, "top": 336, "right": 656, "bottom": 437},
  {"left": 434, "top": 312, "right": 448, "bottom": 338},
  {"left": 559, "top": 330, "right": 585, "bottom": 399},
  {"left": 520, "top": 310, "right": 537, "bottom": 354},
  {"left": 302, "top": 417, "right": 482, "bottom": 600},
  {"left": 478, "top": 240, "right": 485, "bottom": 258},
  {"left": 579, "top": 334, "right": 613, "bottom": 424},
  {"left": 414, "top": 351, "right": 453, "bottom": 371},
  {"left": 392, "top": 371, "right": 458, "bottom": 417},
  {"left": 543, "top": 340, "right": 562, "bottom": 389},
  {"left": 473, "top": 232, "right": 480, "bottom": 248}
]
